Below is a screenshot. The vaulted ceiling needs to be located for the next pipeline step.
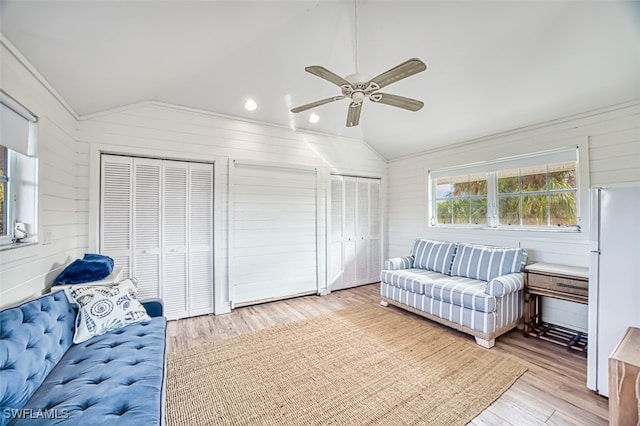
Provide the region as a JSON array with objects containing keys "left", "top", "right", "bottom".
[{"left": 2, "top": 1, "right": 639, "bottom": 160}]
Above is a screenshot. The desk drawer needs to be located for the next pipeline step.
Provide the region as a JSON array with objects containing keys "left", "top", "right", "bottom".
[{"left": 527, "top": 272, "right": 588, "bottom": 297}]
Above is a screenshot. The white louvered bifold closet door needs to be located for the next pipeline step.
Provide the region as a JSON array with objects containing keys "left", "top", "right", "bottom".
[
  {"left": 101, "top": 154, "right": 214, "bottom": 320},
  {"left": 101, "top": 156, "right": 133, "bottom": 278},
  {"left": 329, "top": 176, "right": 343, "bottom": 287},
  {"left": 188, "top": 163, "right": 214, "bottom": 316},
  {"left": 231, "top": 161, "right": 317, "bottom": 306},
  {"left": 133, "top": 158, "right": 162, "bottom": 299},
  {"left": 162, "top": 161, "right": 189, "bottom": 318},
  {"left": 329, "top": 176, "right": 381, "bottom": 290}
]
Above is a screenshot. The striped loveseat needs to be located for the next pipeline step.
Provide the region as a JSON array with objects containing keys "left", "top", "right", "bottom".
[{"left": 380, "top": 239, "right": 527, "bottom": 348}]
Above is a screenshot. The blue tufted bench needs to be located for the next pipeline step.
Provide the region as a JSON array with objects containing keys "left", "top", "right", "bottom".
[{"left": 0, "top": 291, "right": 167, "bottom": 425}]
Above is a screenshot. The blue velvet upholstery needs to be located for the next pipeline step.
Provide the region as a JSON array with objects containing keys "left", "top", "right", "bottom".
[
  {"left": 0, "top": 292, "right": 75, "bottom": 424},
  {"left": 52, "top": 254, "right": 114, "bottom": 286},
  {"left": 0, "top": 292, "right": 166, "bottom": 426},
  {"left": 14, "top": 318, "right": 166, "bottom": 425},
  {"left": 141, "top": 299, "right": 164, "bottom": 318}
]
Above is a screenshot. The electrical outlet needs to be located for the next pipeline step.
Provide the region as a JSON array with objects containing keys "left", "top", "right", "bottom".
[{"left": 43, "top": 230, "right": 52, "bottom": 245}]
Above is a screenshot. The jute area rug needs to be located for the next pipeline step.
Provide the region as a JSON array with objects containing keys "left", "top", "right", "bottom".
[{"left": 166, "top": 304, "right": 526, "bottom": 426}]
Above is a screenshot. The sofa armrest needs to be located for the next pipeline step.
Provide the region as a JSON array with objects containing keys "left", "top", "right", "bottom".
[
  {"left": 141, "top": 298, "right": 164, "bottom": 317},
  {"left": 384, "top": 255, "right": 414, "bottom": 270},
  {"left": 485, "top": 273, "right": 524, "bottom": 297}
]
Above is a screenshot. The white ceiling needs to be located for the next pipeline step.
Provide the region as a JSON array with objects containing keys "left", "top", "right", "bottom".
[{"left": 2, "top": 0, "right": 639, "bottom": 160}]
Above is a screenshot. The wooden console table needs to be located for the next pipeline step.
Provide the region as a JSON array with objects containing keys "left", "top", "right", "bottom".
[
  {"left": 609, "top": 327, "right": 640, "bottom": 426},
  {"left": 523, "top": 263, "right": 588, "bottom": 353}
]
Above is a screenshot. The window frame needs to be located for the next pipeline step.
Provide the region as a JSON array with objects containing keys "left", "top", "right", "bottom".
[
  {"left": 428, "top": 146, "right": 584, "bottom": 233},
  {"left": 0, "top": 146, "right": 18, "bottom": 245}
]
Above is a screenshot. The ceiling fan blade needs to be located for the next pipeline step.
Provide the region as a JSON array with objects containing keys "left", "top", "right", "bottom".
[
  {"left": 305, "top": 65, "right": 351, "bottom": 87},
  {"left": 290, "top": 96, "right": 345, "bottom": 113},
  {"left": 370, "top": 58, "right": 427, "bottom": 89},
  {"left": 370, "top": 92, "right": 424, "bottom": 111},
  {"left": 346, "top": 102, "right": 362, "bottom": 127}
]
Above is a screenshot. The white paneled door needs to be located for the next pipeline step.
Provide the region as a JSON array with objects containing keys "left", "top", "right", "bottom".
[
  {"left": 100, "top": 154, "right": 214, "bottom": 320},
  {"left": 329, "top": 176, "right": 381, "bottom": 290},
  {"left": 231, "top": 161, "right": 317, "bottom": 306}
]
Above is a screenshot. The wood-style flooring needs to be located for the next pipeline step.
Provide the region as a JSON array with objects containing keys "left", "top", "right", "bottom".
[{"left": 166, "top": 283, "right": 608, "bottom": 425}]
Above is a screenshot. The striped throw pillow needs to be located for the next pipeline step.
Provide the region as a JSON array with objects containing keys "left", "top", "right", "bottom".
[
  {"left": 450, "top": 244, "right": 526, "bottom": 281},
  {"left": 411, "top": 239, "right": 457, "bottom": 274}
]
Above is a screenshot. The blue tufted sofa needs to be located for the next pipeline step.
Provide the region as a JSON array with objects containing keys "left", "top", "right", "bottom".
[{"left": 0, "top": 291, "right": 167, "bottom": 425}]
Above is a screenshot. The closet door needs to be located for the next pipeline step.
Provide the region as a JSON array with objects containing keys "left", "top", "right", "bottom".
[
  {"left": 162, "top": 161, "right": 189, "bottom": 318},
  {"left": 132, "top": 158, "right": 162, "bottom": 299},
  {"left": 101, "top": 155, "right": 215, "bottom": 320},
  {"left": 329, "top": 176, "right": 344, "bottom": 288},
  {"left": 101, "top": 155, "right": 133, "bottom": 278},
  {"left": 356, "top": 179, "right": 370, "bottom": 285},
  {"left": 329, "top": 176, "right": 381, "bottom": 291},
  {"left": 231, "top": 161, "right": 317, "bottom": 306},
  {"left": 342, "top": 177, "right": 358, "bottom": 289},
  {"left": 368, "top": 180, "right": 381, "bottom": 282},
  {"left": 188, "top": 163, "right": 214, "bottom": 316}
]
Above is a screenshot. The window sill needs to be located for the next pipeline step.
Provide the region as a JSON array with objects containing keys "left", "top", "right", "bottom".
[
  {"left": 430, "top": 225, "right": 581, "bottom": 234},
  {"left": 0, "top": 241, "right": 38, "bottom": 252}
]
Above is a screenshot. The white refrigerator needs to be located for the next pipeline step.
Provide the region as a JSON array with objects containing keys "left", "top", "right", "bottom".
[{"left": 587, "top": 186, "right": 640, "bottom": 397}]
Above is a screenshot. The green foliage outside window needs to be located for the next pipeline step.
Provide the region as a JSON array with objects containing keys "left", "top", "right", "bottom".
[
  {"left": 436, "top": 174, "right": 488, "bottom": 225},
  {"left": 434, "top": 161, "right": 578, "bottom": 228},
  {"left": 498, "top": 162, "right": 577, "bottom": 226}
]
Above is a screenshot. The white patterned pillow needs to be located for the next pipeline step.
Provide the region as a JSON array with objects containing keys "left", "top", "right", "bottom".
[{"left": 69, "top": 278, "right": 151, "bottom": 344}]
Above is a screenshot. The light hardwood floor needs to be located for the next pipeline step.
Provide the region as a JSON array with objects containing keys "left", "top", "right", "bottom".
[{"left": 166, "top": 283, "right": 608, "bottom": 425}]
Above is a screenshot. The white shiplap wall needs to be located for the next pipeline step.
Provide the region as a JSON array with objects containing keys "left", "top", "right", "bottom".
[
  {"left": 386, "top": 101, "right": 640, "bottom": 331},
  {"left": 0, "top": 40, "right": 81, "bottom": 309},
  {"left": 77, "top": 102, "right": 387, "bottom": 313}
]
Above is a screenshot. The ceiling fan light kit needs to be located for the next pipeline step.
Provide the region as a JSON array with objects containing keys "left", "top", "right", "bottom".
[{"left": 291, "top": 58, "right": 427, "bottom": 127}]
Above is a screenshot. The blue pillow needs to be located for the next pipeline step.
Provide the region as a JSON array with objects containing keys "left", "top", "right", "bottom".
[
  {"left": 52, "top": 253, "right": 114, "bottom": 286},
  {"left": 411, "top": 239, "right": 457, "bottom": 274}
]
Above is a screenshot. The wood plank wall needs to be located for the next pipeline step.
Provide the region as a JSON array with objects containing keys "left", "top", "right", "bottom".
[
  {"left": 0, "top": 41, "right": 81, "bottom": 308},
  {"left": 386, "top": 102, "right": 640, "bottom": 331},
  {"left": 76, "top": 102, "right": 387, "bottom": 313}
]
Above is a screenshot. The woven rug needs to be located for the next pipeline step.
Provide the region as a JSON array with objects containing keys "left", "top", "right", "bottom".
[{"left": 166, "top": 304, "right": 526, "bottom": 426}]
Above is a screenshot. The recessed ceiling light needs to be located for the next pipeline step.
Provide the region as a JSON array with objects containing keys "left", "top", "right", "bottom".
[
  {"left": 244, "top": 99, "right": 257, "bottom": 111},
  {"left": 309, "top": 113, "right": 320, "bottom": 124}
]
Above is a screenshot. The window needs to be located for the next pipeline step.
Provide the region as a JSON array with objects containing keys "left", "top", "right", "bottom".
[
  {"left": 429, "top": 148, "right": 580, "bottom": 231},
  {"left": 0, "top": 146, "right": 7, "bottom": 237},
  {"left": 0, "top": 92, "right": 38, "bottom": 247},
  {"left": 435, "top": 173, "right": 488, "bottom": 225},
  {"left": 497, "top": 162, "right": 577, "bottom": 227}
]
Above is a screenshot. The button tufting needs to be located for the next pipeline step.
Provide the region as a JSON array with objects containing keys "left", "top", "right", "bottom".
[
  {"left": 0, "top": 361, "right": 16, "bottom": 370},
  {"left": 89, "top": 376, "right": 108, "bottom": 385},
  {"left": 135, "top": 345, "right": 144, "bottom": 350},
  {"left": 71, "top": 357, "right": 87, "bottom": 365},
  {"left": 112, "top": 404, "right": 132, "bottom": 416},
  {"left": 57, "top": 315, "right": 66, "bottom": 322},
  {"left": 79, "top": 400, "right": 98, "bottom": 411}
]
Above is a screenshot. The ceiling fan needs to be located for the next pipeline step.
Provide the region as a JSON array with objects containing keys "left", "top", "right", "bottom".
[{"left": 290, "top": 58, "right": 427, "bottom": 127}]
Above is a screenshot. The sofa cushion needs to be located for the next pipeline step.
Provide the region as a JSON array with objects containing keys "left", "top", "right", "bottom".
[
  {"left": 423, "top": 276, "right": 496, "bottom": 313},
  {"left": 69, "top": 279, "right": 151, "bottom": 344},
  {"left": 0, "top": 292, "right": 75, "bottom": 424},
  {"left": 411, "top": 239, "right": 457, "bottom": 274},
  {"left": 450, "top": 244, "right": 526, "bottom": 281},
  {"left": 14, "top": 317, "right": 167, "bottom": 425},
  {"left": 380, "top": 269, "right": 445, "bottom": 295}
]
